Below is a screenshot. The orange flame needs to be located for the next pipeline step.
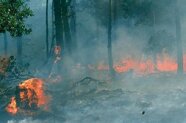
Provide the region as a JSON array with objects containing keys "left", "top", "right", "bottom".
[
  {"left": 18, "top": 78, "right": 48, "bottom": 107},
  {"left": 6, "top": 78, "right": 49, "bottom": 115},
  {"left": 6, "top": 97, "right": 18, "bottom": 115},
  {"left": 156, "top": 54, "right": 177, "bottom": 72},
  {"left": 93, "top": 53, "right": 186, "bottom": 75}
]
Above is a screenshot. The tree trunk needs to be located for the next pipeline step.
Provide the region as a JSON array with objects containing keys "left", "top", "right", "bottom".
[
  {"left": 152, "top": 9, "right": 157, "bottom": 71},
  {"left": 54, "top": 0, "right": 64, "bottom": 53},
  {"left": 113, "top": 0, "right": 118, "bottom": 24},
  {"left": 3, "top": 32, "right": 8, "bottom": 56},
  {"left": 70, "top": 0, "right": 77, "bottom": 54},
  {"left": 112, "top": 0, "right": 118, "bottom": 44},
  {"left": 108, "top": 0, "right": 115, "bottom": 78},
  {"left": 175, "top": 0, "right": 183, "bottom": 74},
  {"left": 46, "top": 0, "right": 49, "bottom": 59},
  {"left": 17, "top": 36, "right": 22, "bottom": 63},
  {"left": 49, "top": 1, "right": 55, "bottom": 56},
  {"left": 62, "top": 0, "right": 72, "bottom": 56}
]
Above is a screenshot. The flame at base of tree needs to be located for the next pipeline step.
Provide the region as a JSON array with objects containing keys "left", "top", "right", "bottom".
[{"left": 6, "top": 78, "right": 49, "bottom": 115}]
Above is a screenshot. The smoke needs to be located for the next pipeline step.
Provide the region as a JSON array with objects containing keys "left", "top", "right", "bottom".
[
  {"left": 7, "top": 118, "right": 59, "bottom": 123},
  {"left": 2, "top": 0, "right": 186, "bottom": 123},
  {"left": 8, "top": 118, "right": 43, "bottom": 123}
]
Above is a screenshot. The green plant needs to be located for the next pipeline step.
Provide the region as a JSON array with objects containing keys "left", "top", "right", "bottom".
[{"left": 0, "top": 0, "right": 33, "bottom": 36}]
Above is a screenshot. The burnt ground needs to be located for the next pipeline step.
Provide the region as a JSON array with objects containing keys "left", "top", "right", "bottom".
[{"left": 1, "top": 74, "right": 186, "bottom": 123}]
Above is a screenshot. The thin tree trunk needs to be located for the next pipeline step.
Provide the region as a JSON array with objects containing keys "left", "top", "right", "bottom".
[
  {"left": 112, "top": 0, "right": 118, "bottom": 43},
  {"left": 46, "top": 0, "right": 49, "bottom": 59},
  {"left": 175, "top": 0, "right": 183, "bottom": 74},
  {"left": 62, "top": 0, "right": 72, "bottom": 56},
  {"left": 152, "top": 10, "right": 156, "bottom": 33},
  {"left": 49, "top": 1, "right": 55, "bottom": 56},
  {"left": 113, "top": 0, "right": 118, "bottom": 23},
  {"left": 108, "top": 0, "right": 115, "bottom": 78},
  {"left": 3, "top": 32, "right": 8, "bottom": 56},
  {"left": 152, "top": 9, "right": 157, "bottom": 71},
  {"left": 17, "top": 36, "right": 22, "bottom": 63},
  {"left": 70, "top": 0, "right": 77, "bottom": 53},
  {"left": 54, "top": 0, "right": 64, "bottom": 54}
]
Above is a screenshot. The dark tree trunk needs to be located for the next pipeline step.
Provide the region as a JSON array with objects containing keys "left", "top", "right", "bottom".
[
  {"left": 49, "top": 1, "right": 55, "bottom": 56},
  {"left": 152, "top": 9, "right": 157, "bottom": 71},
  {"left": 17, "top": 36, "right": 22, "bottom": 63},
  {"left": 3, "top": 32, "right": 8, "bottom": 56},
  {"left": 46, "top": 0, "right": 49, "bottom": 59},
  {"left": 112, "top": 0, "right": 118, "bottom": 44},
  {"left": 113, "top": 0, "right": 118, "bottom": 24},
  {"left": 108, "top": 0, "right": 115, "bottom": 78},
  {"left": 62, "top": 0, "right": 72, "bottom": 56},
  {"left": 175, "top": 0, "right": 183, "bottom": 74},
  {"left": 54, "top": 0, "right": 64, "bottom": 53},
  {"left": 152, "top": 10, "right": 156, "bottom": 33},
  {"left": 70, "top": 0, "right": 77, "bottom": 54}
]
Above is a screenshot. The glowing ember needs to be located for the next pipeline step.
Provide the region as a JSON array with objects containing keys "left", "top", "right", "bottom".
[
  {"left": 6, "top": 97, "right": 18, "bottom": 115},
  {"left": 6, "top": 78, "right": 49, "bottom": 115}
]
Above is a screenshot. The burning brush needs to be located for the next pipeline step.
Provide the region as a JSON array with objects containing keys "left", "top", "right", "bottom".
[{"left": 6, "top": 78, "right": 49, "bottom": 115}]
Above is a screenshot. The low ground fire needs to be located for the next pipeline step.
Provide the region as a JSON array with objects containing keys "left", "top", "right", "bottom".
[{"left": 95, "top": 53, "right": 186, "bottom": 75}]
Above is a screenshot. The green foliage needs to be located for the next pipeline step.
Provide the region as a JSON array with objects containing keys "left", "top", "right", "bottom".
[{"left": 0, "top": 0, "right": 33, "bottom": 36}]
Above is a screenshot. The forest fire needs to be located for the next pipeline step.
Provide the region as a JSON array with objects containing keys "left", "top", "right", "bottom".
[
  {"left": 6, "top": 78, "right": 49, "bottom": 115},
  {"left": 94, "top": 53, "right": 186, "bottom": 75},
  {"left": 114, "top": 54, "right": 180, "bottom": 75}
]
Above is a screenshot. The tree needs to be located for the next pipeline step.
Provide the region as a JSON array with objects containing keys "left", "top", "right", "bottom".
[
  {"left": 121, "top": 0, "right": 183, "bottom": 73},
  {"left": 61, "top": 0, "right": 72, "bottom": 56},
  {"left": 175, "top": 0, "right": 183, "bottom": 74},
  {"left": 0, "top": 0, "right": 33, "bottom": 62},
  {"left": 53, "top": 0, "right": 74, "bottom": 57},
  {"left": 53, "top": 0, "right": 64, "bottom": 54},
  {"left": 70, "top": 0, "right": 77, "bottom": 55},
  {"left": 3, "top": 32, "right": 7, "bottom": 56},
  {"left": 46, "top": 0, "right": 49, "bottom": 59},
  {"left": 108, "top": 0, "right": 115, "bottom": 78},
  {"left": 0, "top": 0, "right": 33, "bottom": 36},
  {"left": 113, "top": 0, "right": 118, "bottom": 23}
]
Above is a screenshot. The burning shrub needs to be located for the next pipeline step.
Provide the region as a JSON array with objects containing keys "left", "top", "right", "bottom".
[{"left": 6, "top": 78, "right": 49, "bottom": 115}]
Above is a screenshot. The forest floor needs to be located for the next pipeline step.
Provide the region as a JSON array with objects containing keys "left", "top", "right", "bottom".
[{"left": 1, "top": 74, "right": 186, "bottom": 123}]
